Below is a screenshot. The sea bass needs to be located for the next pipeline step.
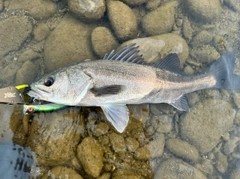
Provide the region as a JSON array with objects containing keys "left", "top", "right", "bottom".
[{"left": 28, "top": 45, "right": 239, "bottom": 133}]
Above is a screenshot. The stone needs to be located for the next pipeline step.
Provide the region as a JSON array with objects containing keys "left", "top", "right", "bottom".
[
  {"left": 185, "top": 0, "right": 221, "bottom": 22},
  {"left": 15, "top": 60, "right": 39, "bottom": 84},
  {"left": 232, "top": 92, "right": 240, "bottom": 108},
  {"left": 33, "top": 23, "right": 50, "bottom": 42},
  {"left": 120, "top": 33, "right": 189, "bottom": 67},
  {"left": 0, "top": 0, "right": 3, "bottom": 11},
  {"left": 180, "top": 99, "right": 235, "bottom": 153},
  {"left": 142, "top": 1, "right": 177, "bottom": 36},
  {"left": 109, "top": 133, "right": 126, "bottom": 153},
  {"left": 190, "top": 30, "right": 213, "bottom": 47},
  {"left": 42, "top": 166, "right": 83, "bottom": 179},
  {"left": 150, "top": 114, "right": 173, "bottom": 133},
  {"left": 0, "top": 16, "right": 32, "bottom": 58},
  {"left": 190, "top": 47, "right": 220, "bottom": 63},
  {"left": 230, "top": 166, "right": 240, "bottom": 179},
  {"left": 107, "top": 1, "right": 138, "bottom": 40},
  {"left": 77, "top": 137, "right": 103, "bottom": 178},
  {"left": 68, "top": 0, "right": 105, "bottom": 20},
  {"left": 26, "top": 108, "right": 84, "bottom": 165},
  {"left": 91, "top": 27, "right": 119, "bottom": 58},
  {"left": 93, "top": 122, "right": 109, "bottom": 137},
  {"left": 125, "top": 137, "right": 139, "bottom": 152},
  {"left": 134, "top": 146, "right": 150, "bottom": 160},
  {"left": 182, "top": 16, "right": 194, "bottom": 42},
  {"left": 166, "top": 138, "right": 199, "bottom": 163},
  {"left": 97, "top": 172, "right": 111, "bottom": 179},
  {"left": 195, "top": 158, "right": 214, "bottom": 175},
  {"left": 7, "top": 0, "right": 57, "bottom": 19},
  {"left": 148, "top": 133, "right": 165, "bottom": 158},
  {"left": 112, "top": 170, "right": 141, "bottom": 179},
  {"left": 44, "top": 14, "right": 96, "bottom": 72},
  {"left": 128, "top": 104, "right": 149, "bottom": 124},
  {"left": 215, "top": 151, "right": 228, "bottom": 173},
  {"left": 154, "top": 159, "right": 206, "bottom": 179},
  {"left": 122, "top": 0, "right": 147, "bottom": 6},
  {"left": 146, "top": 0, "right": 162, "bottom": 10}
]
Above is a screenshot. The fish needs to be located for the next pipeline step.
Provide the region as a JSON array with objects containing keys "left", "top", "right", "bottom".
[{"left": 28, "top": 45, "right": 239, "bottom": 133}]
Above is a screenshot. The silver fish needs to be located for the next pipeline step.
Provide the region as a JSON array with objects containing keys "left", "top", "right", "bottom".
[{"left": 28, "top": 45, "right": 238, "bottom": 133}]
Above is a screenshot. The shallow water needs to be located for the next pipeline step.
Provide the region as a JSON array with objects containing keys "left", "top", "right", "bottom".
[{"left": 0, "top": 0, "right": 240, "bottom": 179}]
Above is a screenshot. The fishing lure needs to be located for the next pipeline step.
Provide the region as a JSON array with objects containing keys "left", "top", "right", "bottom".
[{"left": 24, "top": 103, "right": 67, "bottom": 113}]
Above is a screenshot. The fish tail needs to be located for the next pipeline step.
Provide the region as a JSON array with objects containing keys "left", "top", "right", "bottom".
[{"left": 210, "top": 52, "right": 240, "bottom": 90}]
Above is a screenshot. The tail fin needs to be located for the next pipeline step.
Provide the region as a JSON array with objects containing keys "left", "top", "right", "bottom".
[{"left": 210, "top": 52, "right": 240, "bottom": 90}]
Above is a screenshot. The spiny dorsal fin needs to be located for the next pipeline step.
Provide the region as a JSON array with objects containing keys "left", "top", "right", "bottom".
[
  {"left": 154, "top": 53, "right": 181, "bottom": 73},
  {"left": 103, "top": 44, "right": 144, "bottom": 64}
]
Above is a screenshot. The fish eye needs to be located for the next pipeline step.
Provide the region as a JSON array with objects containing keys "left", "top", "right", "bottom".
[{"left": 44, "top": 76, "right": 54, "bottom": 87}]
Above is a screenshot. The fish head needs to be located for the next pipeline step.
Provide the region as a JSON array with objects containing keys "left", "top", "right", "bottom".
[{"left": 28, "top": 67, "right": 93, "bottom": 105}]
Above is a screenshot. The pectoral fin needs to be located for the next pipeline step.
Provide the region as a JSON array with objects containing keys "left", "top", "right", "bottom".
[
  {"left": 171, "top": 94, "right": 189, "bottom": 111},
  {"left": 101, "top": 104, "right": 129, "bottom": 133}
]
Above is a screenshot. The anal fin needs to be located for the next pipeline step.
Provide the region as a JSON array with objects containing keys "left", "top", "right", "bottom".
[
  {"left": 171, "top": 94, "right": 189, "bottom": 111},
  {"left": 101, "top": 104, "right": 129, "bottom": 133}
]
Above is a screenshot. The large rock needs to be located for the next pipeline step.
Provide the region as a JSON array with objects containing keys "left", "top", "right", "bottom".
[
  {"left": 122, "top": 0, "right": 147, "bottom": 6},
  {"left": 180, "top": 99, "right": 235, "bottom": 153},
  {"left": 0, "top": 16, "right": 32, "bottom": 58},
  {"left": 44, "top": 14, "right": 96, "bottom": 72},
  {"left": 68, "top": 0, "right": 106, "bottom": 20},
  {"left": 120, "top": 33, "right": 189, "bottom": 67},
  {"left": 154, "top": 159, "right": 206, "bottom": 179},
  {"left": 7, "top": 0, "right": 57, "bottom": 19},
  {"left": 142, "top": 1, "right": 177, "bottom": 36},
  {"left": 77, "top": 137, "right": 103, "bottom": 178},
  {"left": 107, "top": 1, "right": 138, "bottom": 41},
  {"left": 185, "top": 0, "right": 221, "bottom": 22}
]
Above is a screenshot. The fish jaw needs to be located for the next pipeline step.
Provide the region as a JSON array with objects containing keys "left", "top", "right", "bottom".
[{"left": 28, "top": 85, "right": 53, "bottom": 101}]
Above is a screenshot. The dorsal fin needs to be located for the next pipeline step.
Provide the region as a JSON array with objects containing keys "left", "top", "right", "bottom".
[
  {"left": 154, "top": 53, "right": 181, "bottom": 73},
  {"left": 103, "top": 44, "right": 145, "bottom": 64}
]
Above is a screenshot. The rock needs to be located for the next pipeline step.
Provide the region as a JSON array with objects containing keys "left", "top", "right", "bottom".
[
  {"left": 18, "top": 49, "right": 41, "bottom": 63},
  {"left": 142, "top": 1, "right": 177, "bottom": 36},
  {"left": 154, "top": 159, "right": 206, "bottom": 179},
  {"left": 213, "top": 36, "right": 227, "bottom": 53},
  {"left": 146, "top": 0, "right": 162, "bottom": 10},
  {"left": 26, "top": 108, "right": 84, "bottom": 165},
  {"left": 97, "top": 172, "right": 111, "bottom": 179},
  {"left": 0, "top": 16, "right": 33, "bottom": 58},
  {"left": 224, "top": 0, "right": 240, "bottom": 12},
  {"left": 180, "top": 99, "right": 235, "bottom": 153},
  {"left": 77, "top": 137, "right": 103, "bottom": 178},
  {"left": 190, "top": 30, "right": 213, "bottom": 47},
  {"left": 125, "top": 137, "right": 139, "bottom": 152},
  {"left": 68, "top": 0, "right": 106, "bottom": 20},
  {"left": 215, "top": 151, "right": 228, "bottom": 173},
  {"left": 112, "top": 170, "right": 141, "bottom": 179},
  {"left": 232, "top": 92, "right": 240, "bottom": 108},
  {"left": 107, "top": 1, "right": 138, "bottom": 41},
  {"left": 44, "top": 14, "right": 96, "bottom": 72},
  {"left": 42, "top": 166, "right": 83, "bottom": 179},
  {"left": 150, "top": 114, "right": 173, "bottom": 133},
  {"left": 122, "top": 0, "right": 147, "bottom": 6},
  {"left": 184, "top": 65, "right": 195, "bottom": 75},
  {"left": 185, "top": 0, "right": 221, "bottom": 22},
  {"left": 148, "top": 133, "right": 165, "bottom": 158},
  {"left": 182, "top": 16, "right": 194, "bottom": 42},
  {"left": 7, "top": 0, "right": 57, "bottom": 19},
  {"left": 93, "top": 122, "right": 109, "bottom": 137},
  {"left": 120, "top": 33, "right": 189, "bottom": 66},
  {"left": 195, "top": 158, "right": 214, "bottom": 175},
  {"left": 235, "top": 110, "right": 240, "bottom": 125},
  {"left": 15, "top": 60, "right": 39, "bottom": 84},
  {"left": 0, "top": 0, "right": 3, "bottom": 11},
  {"left": 230, "top": 166, "right": 240, "bottom": 179},
  {"left": 128, "top": 104, "right": 149, "bottom": 124},
  {"left": 166, "top": 138, "right": 199, "bottom": 163},
  {"left": 91, "top": 27, "right": 119, "bottom": 58},
  {"left": 190, "top": 47, "right": 220, "bottom": 63},
  {"left": 134, "top": 146, "right": 150, "bottom": 160},
  {"left": 33, "top": 23, "right": 50, "bottom": 42},
  {"left": 109, "top": 133, "right": 126, "bottom": 153},
  {"left": 223, "top": 136, "right": 240, "bottom": 155}
]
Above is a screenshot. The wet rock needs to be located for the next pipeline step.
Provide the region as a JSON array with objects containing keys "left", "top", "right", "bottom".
[
  {"left": 128, "top": 104, "right": 149, "bottom": 124},
  {"left": 142, "top": 1, "right": 177, "bottom": 36},
  {"left": 122, "top": 0, "right": 147, "bottom": 6},
  {"left": 107, "top": 1, "right": 138, "bottom": 41},
  {"left": 195, "top": 158, "right": 214, "bottom": 175},
  {"left": 150, "top": 114, "right": 173, "bottom": 133},
  {"left": 18, "top": 49, "right": 41, "bottom": 63},
  {"left": 0, "top": 0, "right": 3, "bottom": 11},
  {"left": 91, "top": 27, "right": 119, "bottom": 58},
  {"left": 215, "top": 151, "right": 228, "bottom": 173},
  {"left": 166, "top": 138, "right": 199, "bottom": 163},
  {"left": 154, "top": 159, "right": 206, "bottom": 179},
  {"left": 232, "top": 92, "right": 240, "bottom": 108},
  {"left": 93, "top": 122, "right": 109, "bottom": 137},
  {"left": 7, "top": 0, "right": 57, "bottom": 19},
  {"left": 44, "top": 14, "right": 96, "bottom": 72},
  {"left": 223, "top": 136, "right": 240, "bottom": 155},
  {"left": 224, "top": 0, "right": 240, "bottom": 12},
  {"left": 42, "top": 166, "right": 83, "bottom": 179},
  {"left": 26, "top": 108, "right": 84, "bottom": 165},
  {"left": 109, "top": 133, "right": 126, "bottom": 153},
  {"left": 33, "top": 23, "right": 50, "bottom": 42},
  {"left": 184, "top": 65, "right": 195, "bottom": 75},
  {"left": 112, "top": 170, "right": 141, "bottom": 179},
  {"left": 185, "top": 0, "right": 221, "bottom": 22},
  {"left": 190, "top": 30, "right": 213, "bottom": 47},
  {"left": 213, "top": 36, "right": 227, "bottom": 53},
  {"left": 120, "top": 33, "right": 189, "bottom": 66},
  {"left": 0, "top": 16, "right": 33, "bottom": 58},
  {"left": 148, "top": 133, "right": 165, "bottom": 158},
  {"left": 77, "top": 137, "right": 103, "bottom": 178},
  {"left": 134, "top": 146, "right": 150, "bottom": 160},
  {"left": 68, "top": 0, "right": 105, "bottom": 20},
  {"left": 146, "top": 0, "right": 162, "bottom": 10},
  {"left": 125, "top": 137, "right": 139, "bottom": 152},
  {"left": 235, "top": 110, "right": 240, "bottom": 125},
  {"left": 180, "top": 99, "right": 235, "bottom": 153},
  {"left": 182, "top": 16, "right": 194, "bottom": 42},
  {"left": 15, "top": 60, "right": 39, "bottom": 84},
  {"left": 190, "top": 47, "right": 220, "bottom": 63},
  {"left": 230, "top": 166, "right": 240, "bottom": 179}
]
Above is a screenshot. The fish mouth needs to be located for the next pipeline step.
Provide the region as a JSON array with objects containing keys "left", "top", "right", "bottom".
[{"left": 27, "top": 85, "right": 52, "bottom": 100}]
